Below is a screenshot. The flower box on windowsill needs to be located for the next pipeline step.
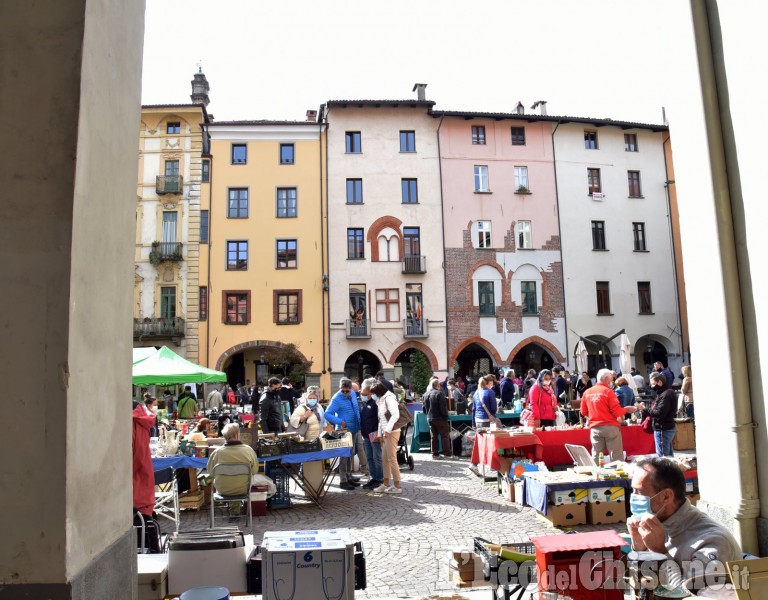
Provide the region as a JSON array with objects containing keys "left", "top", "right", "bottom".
[{"left": 515, "top": 187, "right": 532, "bottom": 194}]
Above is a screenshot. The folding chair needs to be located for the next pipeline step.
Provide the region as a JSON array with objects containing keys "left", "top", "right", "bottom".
[
  {"left": 210, "top": 462, "right": 252, "bottom": 530},
  {"left": 153, "top": 467, "right": 180, "bottom": 532},
  {"left": 565, "top": 443, "right": 597, "bottom": 467}
]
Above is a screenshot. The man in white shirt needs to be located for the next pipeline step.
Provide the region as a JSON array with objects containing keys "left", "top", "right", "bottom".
[{"left": 631, "top": 367, "right": 646, "bottom": 390}]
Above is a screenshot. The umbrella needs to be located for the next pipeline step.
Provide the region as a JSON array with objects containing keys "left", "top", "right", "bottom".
[
  {"left": 575, "top": 340, "right": 588, "bottom": 376},
  {"left": 132, "top": 346, "right": 227, "bottom": 385},
  {"left": 619, "top": 333, "right": 639, "bottom": 398}
]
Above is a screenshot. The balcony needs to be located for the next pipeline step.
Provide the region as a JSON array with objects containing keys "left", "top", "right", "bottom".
[
  {"left": 156, "top": 175, "right": 183, "bottom": 195},
  {"left": 402, "top": 255, "right": 426, "bottom": 274},
  {"left": 133, "top": 317, "right": 185, "bottom": 339},
  {"left": 346, "top": 318, "right": 371, "bottom": 339},
  {"left": 403, "top": 317, "right": 428, "bottom": 338},
  {"left": 150, "top": 241, "right": 183, "bottom": 265}
]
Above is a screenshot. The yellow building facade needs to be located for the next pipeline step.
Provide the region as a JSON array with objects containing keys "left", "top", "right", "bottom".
[
  {"left": 205, "top": 119, "right": 329, "bottom": 395},
  {"left": 135, "top": 104, "right": 208, "bottom": 361}
]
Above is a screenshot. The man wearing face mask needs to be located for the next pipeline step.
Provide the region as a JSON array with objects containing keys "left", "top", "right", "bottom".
[
  {"left": 325, "top": 378, "right": 362, "bottom": 490},
  {"left": 637, "top": 373, "right": 678, "bottom": 457},
  {"left": 580, "top": 368, "right": 626, "bottom": 462},
  {"left": 628, "top": 457, "right": 741, "bottom": 589},
  {"left": 258, "top": 377, "right": 285, "bottom": 435}
]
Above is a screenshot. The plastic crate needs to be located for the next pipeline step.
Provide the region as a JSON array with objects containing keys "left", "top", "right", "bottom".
[
  {"left": 257, "top": 438, "right": 290, "bottom": 458},
  {"left": 474, "top": 536, "right": 537, "bottom": 596},
  {"left": 265, "top": 462, "right": 291, "bottom": 509},
  {"left": 288, "top": 437, "right": 322, "bottom": 454}
]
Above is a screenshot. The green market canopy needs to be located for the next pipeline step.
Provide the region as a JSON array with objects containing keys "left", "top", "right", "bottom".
[{"left": 132, "top": 346, "right": 227, "bottom": 385}]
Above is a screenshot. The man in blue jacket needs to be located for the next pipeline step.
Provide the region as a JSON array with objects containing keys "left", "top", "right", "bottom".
[{"left": 325, "top": 377, "right": 363, "bottom": 490}]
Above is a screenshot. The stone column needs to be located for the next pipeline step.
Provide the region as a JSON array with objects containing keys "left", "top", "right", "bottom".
[{"left": 0, "top": 1, "right": 145, "bottom": 597}]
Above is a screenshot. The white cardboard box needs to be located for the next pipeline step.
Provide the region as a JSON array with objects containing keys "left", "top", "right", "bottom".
[
  {"left": 548, "top": 487, "right": 589, "bottom": 505},
  {"left": 137, "top": 554, "right": 168, "bottom": 600},
  {"left": 168, "top": 545, "right": 250, "bottom": 596},
  {"left": 587, "top": 485, "right": 626, "bottom": 503},
  {"left": 262, "top": 529, "right": 355, "bottom": 600}
]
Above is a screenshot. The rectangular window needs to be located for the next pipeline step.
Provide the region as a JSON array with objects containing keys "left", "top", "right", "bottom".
[
  {"left": 584, "top": 130, "right": 599, "bottom": 149},
  {"left": 633, "top": 222, "right": 647, "bottom": 251},
  {"left": 347, "top": 228, "right": 364, "bottom": 259},
  {"left": 403, "top": 227, "right": 421, "bottom": 256},
  {"left": 276, "top": 187, "right": 297, "bottom": 218},
  {"left": 405, "top": 284, "right": 423, "bottom": 332},
  {"left": 638, "top": 282, "right": 653, "bottom": 314},
  {"left": 160, "top": 287, "right": 176, "bottom": 319},
  {"left": 596, "top": 281, "right": 611, "bottom": 315},
  {"left": 227, "top": 188, "right": 248, "bottom": 218},
  {"left": 400, "top": 130, "right": 415, "bottom": 152},
  {"left": 478, "top": 281, "right": 495, "bottom": 316},
  {"left": 276, "top": 239, "right": 297, "bottom": 269},
  {"left": 474, "top": 165, "right": 489, "bottom": 192},
  {"left": 521, "top": 281, "right": 537, "bottom": 315},
  {"left": 199, "top": 286, "right": 208, "bottom": 321},
  {"left": 202, "top": 159, "right": 210, "bottom": 182},
  {"left": 592, "top": 220, "right": 606, "bottom": 250},
  {"left": 588, "top": 168, "right": 602, "bottom": 195},
  {"left": 346, "top": 178, "right": 363, "bottom": 204},
  {"left": 167, "top": 122, "right": 180, "bottom": 134},
  {"left": 275, "top": 290, "right": 301, "bottom": 324},
  {"left": 162, "top": 211, "right": 177, "bottom": 243},
  {"left": 376, "top": 288, "right": 400, "bottom": 322},
  {"left": 345, "top": 131, "right": 361, "bottom": 153},
  {"left": 200, "top": 210, "right": 209, "bottom": 243},
  {"left": 401, "top": 178, "right": 418, "bottom": 204},
  {"left": 223, "top": 291, "right": 249, "bottom": 324},
  {"left": 349, "top": 284, "right": 366, "bottom": 322},
  {"left": 514, "top": 166, "right": 529, "bottom": 192},
  {"left": 164, "top": 160, "right": 179, "bottom": 177},
  {"left": 472, "top": 125, "right": 486, "bottom": 145},
  {"left": 226, "top": 240, "right": 248, "bottom": 270},
  {"left": 280, "top": 143, "right": 295, "bottom": 164},
  {"left": 516, "top": 220, "right": 532, "bottom": 249},
  {"left": 624, "top": 134, "right": 638, "bottom": 152},
  {"left": 477, "top": 220, "right": 491, "bottom": 249},
  {"left": 628, "top": 171, "right": 642, "bottom": 197},
  {"left": 231, "top": 143, "right": 247, "bottom": 164},
  {"left": 511, "top": 127, "right": 526, "bottom": 146}
]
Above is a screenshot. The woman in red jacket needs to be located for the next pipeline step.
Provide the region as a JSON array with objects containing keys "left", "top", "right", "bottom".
[{"left": 529, "top": 369, "right": 557, "bottom": 428}]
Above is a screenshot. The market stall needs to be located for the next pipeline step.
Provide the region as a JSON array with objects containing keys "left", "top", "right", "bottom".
[
  {"left": 470, "top": 431, "right": 539, "bottom": 471},
  {"left": 410, "top": 411, "right": 521, "bottom": 453},
  {"left": 132, "top": 345, "right": 228, "bottom": 386}
]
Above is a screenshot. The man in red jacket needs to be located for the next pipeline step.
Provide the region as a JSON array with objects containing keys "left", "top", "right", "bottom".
[{"left": 580, "top": 368, "right": 627, "bottom": 462}]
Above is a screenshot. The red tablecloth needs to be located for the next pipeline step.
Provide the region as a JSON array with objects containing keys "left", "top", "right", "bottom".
[
  {"left": 471, "top": 433, "right": 540, "bottom": 471},
  {"left": 533, "top": 425, "right": 655, "bottom": 466}
]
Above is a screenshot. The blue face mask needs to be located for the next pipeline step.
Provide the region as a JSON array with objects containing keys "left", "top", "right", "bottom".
[
  {"left": 630, "top": 491, "right": 661, "bottom": 518},
  {"left": 372, "top": 394, "right": 379, "bottom": 400},
  {"left": 307, "top": 399, "right": 317, "bottom": 407}
]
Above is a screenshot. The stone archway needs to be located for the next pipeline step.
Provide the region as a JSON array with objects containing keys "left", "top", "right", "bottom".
[
  {"left": 215, "top": 340, "right": 310, "bottom": 371},
  {"left": 388, "top": 341, "right": 439, "bottom": 371}
]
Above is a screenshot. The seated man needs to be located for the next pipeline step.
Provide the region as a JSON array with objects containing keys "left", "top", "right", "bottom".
[
  {"left": 207, "top": 423, "right": 258, "bottom": 518},
  {"left": 628, "top": 457, "right": 741, "bottom": 589}
]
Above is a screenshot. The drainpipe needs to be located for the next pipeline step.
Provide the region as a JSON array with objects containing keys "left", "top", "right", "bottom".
[
  {"left": 690, "top": 0, "right": 759, "bottom": 553},
  {"left": 318, "top": 111, "right": 328, "bottom": 390},
  {"left": 203, "top": 122, "right": 212, "bottom": 370},
  {"left": 550, "top": 121, "right": 570, "bottom": 367},
  {"left": 435, "top": 113, "right": 449, "bottom": 374},
  {"left": 662, "top": 135, "right": 685, "bottom": 367},
  {"left": 322, "top": 105, "right": 332, "bottom": 390}
]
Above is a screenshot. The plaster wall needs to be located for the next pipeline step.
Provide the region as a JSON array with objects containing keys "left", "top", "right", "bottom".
[
  {"left": 0, "top": 0, "right": 144, "bottom": 590},
  {"left": 326, "top": 105, "right": 448, "bottom": 374},
  {"left": 554, "top": 124, "right": 681, "bottom": 373}
]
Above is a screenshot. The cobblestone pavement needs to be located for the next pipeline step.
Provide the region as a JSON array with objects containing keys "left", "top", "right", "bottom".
[{"left": 172, "top": 451, "right": 630, "bottom": 599}]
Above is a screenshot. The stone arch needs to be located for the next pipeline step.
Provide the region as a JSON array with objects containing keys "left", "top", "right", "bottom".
[
  {"left": 449, "top": 336, "right": 504, "bottom": 368},
  {"left": 505, "top": 336, "right": 565, "bottom": 365},
  {"left": 367, "top": 215, "right": 403, "bottom": 261},
  {"left": 389, "top": 341, "right": 439, "bottom": 371},
  {"left": 215, "top": 339, "right": 310, "bottom": 371}
]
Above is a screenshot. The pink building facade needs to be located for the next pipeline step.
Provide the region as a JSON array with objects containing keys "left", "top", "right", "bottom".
[{"left": 436, "top": 113, "right": 566, "bottom": 381}]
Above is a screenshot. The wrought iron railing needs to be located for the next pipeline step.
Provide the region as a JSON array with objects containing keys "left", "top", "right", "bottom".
[
  {"left": 150, "top": 241, "right": 183, "bottom": 264},
  {"left": 156, "top": 175, "right": 183, "bottom": 194},
  {"left": 401, "top": 255, "right": 426, "bottom": 274},
  {"left": 346, "top": 318, "right": 371, "bottom": 338},
  {"left": 133, "top": 317, "right": 185, "bottom": 338},
  {"left": 403, "top": 317, "right": 428, "bottom": 338}
]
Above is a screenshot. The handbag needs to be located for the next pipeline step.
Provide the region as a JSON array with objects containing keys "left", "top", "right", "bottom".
[
  {"left": 285, "top": 406, "right": 311, "bottom": 437},
  {"left": 641, "top": 415, "right": 654, "bottom": 434}
]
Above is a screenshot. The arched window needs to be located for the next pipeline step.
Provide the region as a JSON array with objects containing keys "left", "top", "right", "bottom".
[
  {"left": 376, "top": 227, "right": 400, "bottom": 262},
  {"left": 471, "top": 264, "right": 503, "bottom": 316},
  {"left": 511, "top": 264, "right": 543, "bottom": 315}
]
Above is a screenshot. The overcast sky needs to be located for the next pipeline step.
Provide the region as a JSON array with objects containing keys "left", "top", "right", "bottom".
[{"left": 142, "top": 0, "right": 696, "bottom": 125}]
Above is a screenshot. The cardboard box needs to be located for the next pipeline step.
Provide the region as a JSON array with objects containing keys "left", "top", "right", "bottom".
[
  {"left": 179, "top": 489, "right": 205, "bottom": 510},
  {"left": 448, "top": 557, "right": 483, "bottom": 581},
  {"left": 673, "top": 421, "right": 696, "bottom": 450},
  {"left": 587, "top": 500, "right": 626, "bottom": 525},
  {"left": 588, "top": 486, "right": 626, "bottom": 503},
  {"left": 501, "top": 476, "right": 515, "bottom": 503},
  {"left": 538, "top": 502, "right": 587, "bottom": 527},
  {"left": 137, "top": 554, "right": 168, "bottom": 600},
  {"left": 262, "top": 529, "right": 355, "bottom": 600},
  {"left": 513, "top": 480, "right": 526, "bottom": 506},
  {"left": 548, "top": 487, "right": 589, "bottom": 505},
  {"left": 168, "top": 544, "right": 250, "bottom": 596}
]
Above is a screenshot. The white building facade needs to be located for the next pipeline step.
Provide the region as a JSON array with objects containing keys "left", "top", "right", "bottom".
[
  {"left": 324, "top": 97, "right": 448, "bottom": 387},
  {"left": 554, "top": 121, "right": 683, "bottom": 380}
]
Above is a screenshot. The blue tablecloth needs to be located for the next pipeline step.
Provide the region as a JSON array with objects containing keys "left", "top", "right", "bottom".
[
  {"left": 152, "top": 456, "right": 208, "bottom": 471},
  {"left": 260, "top": 445, "right": 352, "bottom": 464},
  {"left": 522, "top": 475, "right": 632, "bottom": 514}
]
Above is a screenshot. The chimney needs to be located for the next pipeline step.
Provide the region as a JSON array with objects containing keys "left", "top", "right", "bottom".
[
  {"left": 306, "top": 109, "right": 318, "bottom": 122},
  {"left": 412, "top": 83, "right": 428, "bottom": 101},
  {"left": 515, "top": 101, "right": 525, "bottom": 115},
  {"left": 190, "top": 65, "right": 210, "bottom": 107},
  {"left": 530, "top": 100, "right": 548, "bottom": 116}
]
